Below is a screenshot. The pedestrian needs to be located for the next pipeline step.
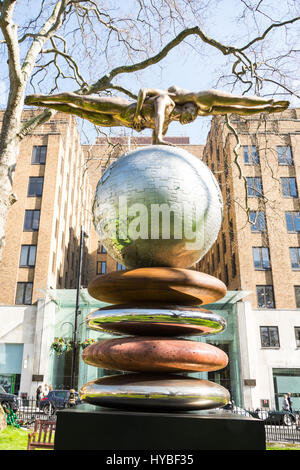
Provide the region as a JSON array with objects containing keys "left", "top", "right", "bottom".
[
  {"left": 68, "top": 389, "right": 76, "bottom": 408},
  {"left": 282, "top": 394, "right": 290, "bottom": 411},
  {"left": 36, "top": 385, "right": 42, "bottom": 406},
  {"left": 287, "top": 393, "right": 293, "bottom": 413},
  {"left": 43, "top": 383, "right": 49, "bottom": 397}
]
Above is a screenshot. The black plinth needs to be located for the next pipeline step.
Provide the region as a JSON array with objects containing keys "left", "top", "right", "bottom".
[{"left": 54, "top": 404, "right": 266, "bottom": 450}]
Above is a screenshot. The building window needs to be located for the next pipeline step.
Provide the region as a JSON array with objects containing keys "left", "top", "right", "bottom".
[
  {"left": 246, "top": 177, "right": 263, "bottom": 197},
  {"left": 285, "top": 212, "right": 300, "bottom": 233},
  {"left": 116, "top": 262, "right": 126, "bottom": 271},
  {"left": 253, "top": 247, "right": 271, "bottom": 270},
  {"left": 295, "top": 327, "right": 300, "bottom": 348},
  {"left": 281, "top": 177, "right": 298, "bottom": 198},
  {"left": 249, "top": 211, "right": 266, "bottom": 232},
  {"left": 97, "top": 261, "right": 106, "bottom": 275},
  {"left": 289, "top": 248, "right": 300, "bottom": 270},
  {"left": 243, "top": 145, "right": 259, "bottom": 164},
  {"left": 31, "top": 145, "right": 47, "bottom": 164},
  {"left": 28, "top": 177, "right": 44, "bottom": 197},
  {"left": 20, "top": 245, "right": 37, "bottom": 267},
  {"left": 97, "top": 242, "right": 107, "bottom": 254},
  {"left": 277, "top": 145, "right": 293, "bottom": 165},
  {"left": 257, "top": 285, "right": 275, "bottom": 308},
  {"left": 15, "top": 282, "right": 33, "bottom": 305},
  {"left": 23, "top": 210, "right": 40, "bottom": 231},
  {"left": 260, "top": 326, "right": 280, "bottom": 348},
  {"left": 294, "top": 286, "right": 300, "bottom": 308}
]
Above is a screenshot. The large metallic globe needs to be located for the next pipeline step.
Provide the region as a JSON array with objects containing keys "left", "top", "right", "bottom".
[{"left": 93, "top": 145, "right": 223, "bottom": 269}]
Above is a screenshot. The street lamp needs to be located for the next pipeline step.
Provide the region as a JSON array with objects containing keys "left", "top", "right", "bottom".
[{"left": 71, "top": 225, "right": 88, "bottom": 389}]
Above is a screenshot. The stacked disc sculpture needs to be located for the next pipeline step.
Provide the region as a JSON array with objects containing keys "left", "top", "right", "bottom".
[{"left": 79, "top": 145, "right": 230, "bottom": 411}]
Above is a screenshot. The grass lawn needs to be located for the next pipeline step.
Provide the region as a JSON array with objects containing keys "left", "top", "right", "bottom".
[
  {"left": 0, "top": 426, "right": 30, "bottom": 450},
  {"left": 267, "top": 442, "right": 300, "bottom": 450},
  {"left": 1, "top": 426, "right": 300, "bottom": 451}
]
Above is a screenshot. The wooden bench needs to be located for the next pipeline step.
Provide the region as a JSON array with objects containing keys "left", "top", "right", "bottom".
[{"left": 27, "top": 419, "right": 56, "bottom": 450}]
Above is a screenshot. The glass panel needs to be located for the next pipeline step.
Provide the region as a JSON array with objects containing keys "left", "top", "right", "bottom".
[
  {"left": 101, "top": 262, "right": 106, "bottom": 274},
  {"left": 24, "top": 210, "right": 40, "bottom": 230},
  {"left": 36, "top": 177, "right": 43, "bottom": 196},
  {"left": 290, "top": 179, "right": 298, "bottom": 197},
  {"left": 28, "top": 246, "right": 36, "bottom": 266},
  {"left": 250, "top": 211, "right": 266, "bottom": 232},
  {"left": 251, "top": 146, "right": 259, "bottom": 164},
  {"left": 257, "top": 285, "right": 274, "bottom": 308},
  {"left": 28, "top": 177, "right": 44, "bottom": 196},
  {"left": 253, "top": 248, "right": 261, "bottom": 269},
  {"left": 243, "top": 146, "right": 249, "bottom": 163},
  {"left": 290, "top": 248, "right": 300, "bottom": 269},
  {"left": 32, "top": 146, "right": 47, "bottom": 164},
  {"left": 269, "top": 327, "right": 279, "bottom": 347},
  {"left": 24, "top": 283, "right": 33, "bottom": 304},
  {"left": 39, "top": 146, "right": 47, "bottom": 164},
  {"left": 265, "top": 286, "right": 275, "bottom": 308},
  {"left": 295, "top": 287, "right": 300, "bottom": 308},
  {"left": 254, "top": 177, "right": 262, "bottom": 196},
  {"left": 243, "top": 145, "right": 259, "bottom": 164},
  {"left": 281, "top": 178, "right": 289, "bottom": 196},
  {"left": 32, "top": 210, "right": 40, "bottom": 230},
  {"left": 262, "top": 248, "right": 270, "bottom": 269},
  {"left": 20, "top": 246, "right": 29, "bottom": 266},
  {"left": 247, "top": 178, "right": 262, "bottom": 197},
  {"left": 295, "top": 327, "right": 300, "bottom": 347},
  {"left": 260, "top": 327, "right": 269, "bottom": 347},
  {"left": 277, "top": 145, "right": 293, "bottom": 165},
  {"left": 295, "top": 214, "right": 300, "bottom": 232},
  {"left": 24, "top": 211, "right": 32, "bottom": 230},
  {"left": 286, "top": 213, "right": 300, "bottom": 232},
  {"left": 15, "top": 283, "right": 25, "bottom": 304}
]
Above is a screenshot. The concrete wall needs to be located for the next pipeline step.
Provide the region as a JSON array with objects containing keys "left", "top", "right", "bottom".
[
  {"left": 237, "top": 301, "right": 300, "bottom": 409},
  {"left": 0, "top": 297, "right": 55, "bottom": 396}
]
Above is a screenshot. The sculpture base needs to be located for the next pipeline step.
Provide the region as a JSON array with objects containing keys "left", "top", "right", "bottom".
[{"left": 54, "top": 404, "right": 266, "bottom": 450}]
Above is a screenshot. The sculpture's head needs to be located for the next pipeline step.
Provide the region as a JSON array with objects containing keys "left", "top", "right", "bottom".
[{"left": 179, "top": 103, "right": 198, "bottom": 125}]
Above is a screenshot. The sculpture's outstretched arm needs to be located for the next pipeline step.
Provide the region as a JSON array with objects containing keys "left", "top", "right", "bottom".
[{"left": 208, "top": 103, "right": 289, "bottom": 116}]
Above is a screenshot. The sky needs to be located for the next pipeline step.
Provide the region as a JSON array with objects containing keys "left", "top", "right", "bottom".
[{"left": 1, "top": 0, "right": 299, "bottom": 145}]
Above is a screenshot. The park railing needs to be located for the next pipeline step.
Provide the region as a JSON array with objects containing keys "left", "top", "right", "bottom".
[
  {"left": 16, "top": 397, "right": 56, "bottom": 426},
  {"left": 14, "top": 397, "right": 300, "bottom": 443},
  {"left": 228, "top": 407, "right": 300, "bottom": 443}
]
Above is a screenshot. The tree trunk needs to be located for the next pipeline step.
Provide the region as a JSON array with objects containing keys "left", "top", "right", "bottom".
[{"left": 0, "top": 84, "right": 24, "bottom": 260}]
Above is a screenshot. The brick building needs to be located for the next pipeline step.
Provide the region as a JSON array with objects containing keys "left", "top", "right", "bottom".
[
  {"left": 0, "top": 110, "right": 92, "bottom": 306},
  {"left": 200, "top": 108, "right": 300, "bottom": 310}
]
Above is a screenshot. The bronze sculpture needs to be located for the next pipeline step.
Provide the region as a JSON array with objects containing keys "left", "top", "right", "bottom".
[
  {"left": 27, "top": 86, "right": 288, "bottom": 412},
  {"left": 25, "top": 88, "right": 289, "bottom": 145}
]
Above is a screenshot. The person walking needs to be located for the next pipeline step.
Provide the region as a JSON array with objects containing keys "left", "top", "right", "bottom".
[
  {"left": 287, "top": 393, "right": 293, "bottom": 413},
  {"left": 43, "top": 383, "right": 49, "bottom": 397},
  {"left": 36, "top": 385, "right": 42, "bottom": 407},
  {"left": 68, "top": 389, "right": 76, "bottom": 408},
  {"left": 282, "top": 394, "right": 290, "bottom": 411}
]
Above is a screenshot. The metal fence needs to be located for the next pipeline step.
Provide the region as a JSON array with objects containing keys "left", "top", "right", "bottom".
[
  {"left": 16, "top": 397, "right": 57, "bottom": 427},
  {"left": 13, "top": 398, "right": 300, "bottom": 443},
  {"left": 229, "top": 407, "right": 300, "bottom": 443}
]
